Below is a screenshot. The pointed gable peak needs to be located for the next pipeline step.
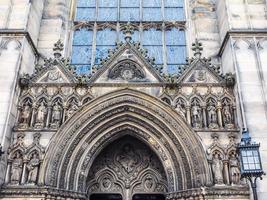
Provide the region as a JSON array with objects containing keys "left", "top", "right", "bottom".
[
  {"left": 89, "top": 31, "right": 164, "bottom": 83},
  {"left": 177, "top": 39, "right": 224, "bottom": 84},
  {"left": 21, "top": 40, "right": 77, "bottom": 85}
]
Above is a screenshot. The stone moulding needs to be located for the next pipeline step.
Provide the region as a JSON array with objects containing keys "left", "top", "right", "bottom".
[
  {"left": 166, "top": 186, "right": 250, "bottom": 200},
  {"left": 0, "top": 185, "right": 249, "bottom": 200},
  {"left": 40, "top": 88, "right": 212, "bottom": 193},
  {"left": 0, "top": 186, "right": 86, "bottom": 199}
]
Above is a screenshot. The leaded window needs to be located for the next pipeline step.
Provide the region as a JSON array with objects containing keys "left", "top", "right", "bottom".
[{"left": 71, "top": 0, "right": 187, "bottom": 74}]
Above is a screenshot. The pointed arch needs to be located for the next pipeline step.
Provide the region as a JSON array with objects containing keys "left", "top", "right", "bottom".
[{"left": 40, "top": 89, "right": 211, "bottom": 193}]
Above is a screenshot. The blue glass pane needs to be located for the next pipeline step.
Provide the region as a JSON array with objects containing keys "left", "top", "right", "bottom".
[
  {"left": 75, "top": 65, "right": 91, "bottom": 74},
  {"left": 77, "top": 0, "right": 95, "bottom": 7},
  {"left": 165, "top": 0, "right": 183, "bottom": 7},
  {"left": 99, "top": 0, "right": 117, "bottom": 7},
  {"left": 143, "top": 8, "right": 161, "bottom": 21},
  {"left": 96, "top": 29, "right": 117, "bottom": 45},
  {"left": 165, "top": 7, "right": 184, "bottom": 20},
  {"left": 71, "top": 46, "right": 92, "bottom": 64},
  {"left": 120, "top": 8, "right": 140, "bottom": 21},
  {"left": 143, "top": 0, "right": 161, "bottom": 7},
  {"left": 73, "top": 29, "right": 93, "bottom": 45},
  {"left": 144, "top": 45, "right": 163, "bottom": 64},
  {"left": 98, "top": 8, "right": 117, "bottom": 21},
  {"left": 167, "top": 65, "right": 180, "bottom": 74},
  {"left": 121, "top": 0, "right": 139, "bottom": 7},
  {"left": 95, "top": 46, "right": 115, "bottom": 64},
  {"left": 167, "top": 46, "right": 186, "bottom": 64},
  {"left": 143, "top": 29, "right": 162, "bottom": 45},
  {"left": 76, "top": 8, "right": 95, "bottom": 21},
  {"left": 119, "top": 31, "right": 139, "bottom": 42},
  {"left": 166, "top": 29, "right": 185, "bottom": 45}
]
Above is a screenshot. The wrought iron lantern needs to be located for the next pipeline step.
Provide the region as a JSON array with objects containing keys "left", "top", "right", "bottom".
[{"left": 237, "top": 129, "right": 265, "bottom": 200}]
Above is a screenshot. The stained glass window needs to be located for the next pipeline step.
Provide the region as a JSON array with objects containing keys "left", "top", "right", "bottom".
[
  {"left": 72, "top": 0, "right": 186, "bottom": 74},
  {"left": 71, "top": 29, "right": 93, "bottom": 73},
  {"left": 95, "top": 29, "right": 117, "bottom": 64},
  {"left": 166, "top": 28, "right": 186, "bottom": 74}
]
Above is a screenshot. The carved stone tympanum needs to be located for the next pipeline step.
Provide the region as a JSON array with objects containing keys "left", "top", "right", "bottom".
[
  {"left": 108, "top": 61, "right": 146, "bottom": 81},
  {"left": 87, "top": 135, "right": 167, "bottom": 198}
]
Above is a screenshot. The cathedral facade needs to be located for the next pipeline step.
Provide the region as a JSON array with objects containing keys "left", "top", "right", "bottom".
[{"left": 0, "top": 0, "right": 266, "bottom": 200}]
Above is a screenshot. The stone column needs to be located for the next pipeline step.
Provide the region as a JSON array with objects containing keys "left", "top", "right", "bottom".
[
  {"left": 223, "top": 159, "right": 230, "bottom": 185},
  {"left": 201, "top": 104, "right": 207, "bottom": 129},
  {"left": 232, "top": 104, "right": 237, "bottom": 128},
  {"left": 21, "top": 161, "right": 27, "bottom": 184},
  {"left": 5, "top": 162, "right": 11, "bottom": 184},
  {"left": 62, "top": 104, "right": 67, "bottom": 123},
  {"left": 46, "top": 104, "right": 52, "bottom": 128},
  {"left": 186, "top": 105, "right": 191, "bottom": 125},
  {"left": 216, "top": 102, "right": 223, "bottom": 128}
]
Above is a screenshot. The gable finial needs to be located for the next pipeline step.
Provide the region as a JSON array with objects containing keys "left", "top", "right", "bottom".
[
  {"left": 192, "top": 39, "right": 203, "bottom": 58},
  {"left": 122, "top": 22, "right": 134, "bottom": 42},
  {"left": 53, "top": 39, "right": 64, "bottom": 58}
]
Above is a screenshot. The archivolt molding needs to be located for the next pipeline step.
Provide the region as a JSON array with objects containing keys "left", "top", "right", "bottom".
[{"left": 40, "top": 89, "right": 212, "bottom": 193}]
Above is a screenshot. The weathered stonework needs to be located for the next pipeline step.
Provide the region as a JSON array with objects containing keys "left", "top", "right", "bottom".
[{"left": 0, "top": 0, "right": 266, "bottom": 199}]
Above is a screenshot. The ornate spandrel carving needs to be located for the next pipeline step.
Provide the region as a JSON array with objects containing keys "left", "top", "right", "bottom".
[{"left": 35, "top": 100, "right": 47, "bottom": 128}]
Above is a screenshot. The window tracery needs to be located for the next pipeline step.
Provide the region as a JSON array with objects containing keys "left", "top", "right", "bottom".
[{"left": 71, "top": 0, "right": 186, "bottom": 74}]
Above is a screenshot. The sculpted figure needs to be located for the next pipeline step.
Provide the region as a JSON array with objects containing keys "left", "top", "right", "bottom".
[
  {"left": 27, "top": 153, "right": 40, "bottom": 184},
  {"left": 207, "top": 105, "right": 218, "bottom": 128},
  {"left": 229, "top": 154, "right": 241, "bottom": 185},
  {"left": 10, "top": 152, "right": 23, "bottom": 184},
  {"left": 191, "top": 104, "right": 202, "bottom": 128},
  {"left": 212, "top": 153, "right": 224, "bottom": 185},
  {"left": 175, "top": 104, "right": 186, "bottom": 119},
  {"left": 20, "top": 103, "right": 31, "bottom": 126},
  {"left": 35, "top": 102, "right": 47, "bottom": 127},
  {"left": 51, "top": 102, "right": 62, "bottom": 127},
  {"left": 223, "top": 105, "right": 232, "bottom": 124},
  {"left": 67, "top": 104, "right": 78, "bottom": 119}
]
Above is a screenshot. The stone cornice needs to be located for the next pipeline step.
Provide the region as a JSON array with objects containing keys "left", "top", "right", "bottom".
[
  {"left": 25, "top": 82, "right": 227, "bottom": 88},
  {"left": 0, "top": 29, "right": 39, "bottom": 57},
  {"left": 218, "top": 30, "right": 267, "bottom": 56},
  {"left": 0, "top": 186, "right": 86, "bottom": 199}
]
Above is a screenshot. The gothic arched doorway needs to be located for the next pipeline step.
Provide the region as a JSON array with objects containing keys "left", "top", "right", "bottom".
[{"left": 87, "top": 135, "right": 168, "bottom": 200}]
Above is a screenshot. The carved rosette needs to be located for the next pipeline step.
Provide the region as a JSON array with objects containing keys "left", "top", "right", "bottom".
[{"left": 108, "top": 60, "right": 146, "bottom": 81}]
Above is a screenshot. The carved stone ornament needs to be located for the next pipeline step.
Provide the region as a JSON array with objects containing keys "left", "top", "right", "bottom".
[
  {"left": 87, "top": 136, "right": 167, "bottom": 197},
  {"left": 108, "top": 60, "right": 146, "bottom": 81}
]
